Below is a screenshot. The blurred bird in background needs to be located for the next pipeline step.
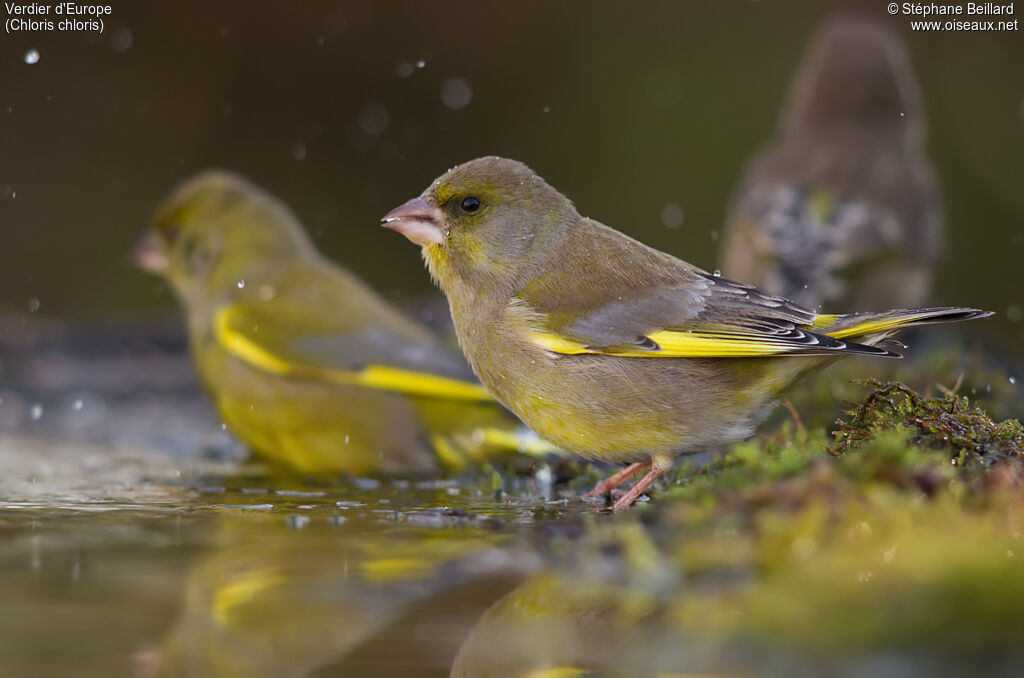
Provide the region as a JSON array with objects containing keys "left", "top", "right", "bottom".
[
  {"left": 133, "top": 170, "right": 555, "bottom": 477},
  {"left": 718, "top": 14, "right": 942, "bottom": 312}
]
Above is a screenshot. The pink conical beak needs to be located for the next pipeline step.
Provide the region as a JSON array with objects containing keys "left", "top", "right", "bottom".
[
  {"left": 381, "top": 197, "right": 446, "bottom": 246},
  {"left": 130, "top": 229, "right": 169, "bottom": 273}
]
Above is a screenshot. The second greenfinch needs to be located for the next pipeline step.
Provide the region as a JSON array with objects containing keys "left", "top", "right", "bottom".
[
  {"left": 134, "top": 170, "right": 551, "bottom": 477},
  {"left": 383, "top": 157, "right": 988, "bottom": 509},
  {"left": 718, "top": 15, "right": 941, "bottom": 312}
]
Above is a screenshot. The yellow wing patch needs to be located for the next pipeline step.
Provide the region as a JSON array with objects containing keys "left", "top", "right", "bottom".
[
  {"left": 213, "top": 567, "right": 287, "bottom": 626},
  {"left": 529, "top": 330, "right": 814, "bottom": 358},
  {"left": 214, "top": 307, "right": 492, "bottom": 401},
  {"left": 523, "top": 669, "right": 589, "bottom": 678},
  {"left": 647, "top": 330, "right": 810, "bottom": 357}
]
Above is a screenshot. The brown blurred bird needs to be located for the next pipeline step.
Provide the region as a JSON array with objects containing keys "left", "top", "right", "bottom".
[
  {"left": 718, "top": 14, "right": 941, "bottom": 312},
  {"left": 383, "top": 156, "right": 987, "bottom": 510}
]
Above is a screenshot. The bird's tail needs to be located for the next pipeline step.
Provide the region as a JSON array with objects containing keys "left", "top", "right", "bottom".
[{"left": 812, "top": 307, "right": 992, "bottom": 345}]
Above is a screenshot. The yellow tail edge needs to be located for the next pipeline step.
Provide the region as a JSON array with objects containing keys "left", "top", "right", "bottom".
[{"left": 814, "top": 307, "right": 993, "bottom": 340}]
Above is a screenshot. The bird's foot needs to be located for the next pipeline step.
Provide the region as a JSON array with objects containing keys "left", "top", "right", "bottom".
[
  {"left": 582, "top": 461, "right": 651, "bottom": 500},
  {"left": 610, "top": 465, "right": 666, "bottom": 511}
]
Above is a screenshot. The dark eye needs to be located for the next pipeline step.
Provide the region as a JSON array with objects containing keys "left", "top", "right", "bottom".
[
  {"left": 163, "top": 223, "right": 182, "bottom": 245},
  {"left": 460, "top": 196, "right": 481, "bottom": 213}
]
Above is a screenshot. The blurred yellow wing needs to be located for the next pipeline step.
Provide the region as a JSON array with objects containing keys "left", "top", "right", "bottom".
[{"left": 213, "top": 306, "right": 493, "bottom": 401}]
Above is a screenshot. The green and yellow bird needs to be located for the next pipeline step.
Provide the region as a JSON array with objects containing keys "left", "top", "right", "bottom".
[
  {"left": 718, "top": 15, "right": 941, "bottom": 312},
  {"left": 382, "top": 157, "right": 989, "bottom": 510},
  {"left": 134, "top": 170, "right": 552, "bottom": 476}
]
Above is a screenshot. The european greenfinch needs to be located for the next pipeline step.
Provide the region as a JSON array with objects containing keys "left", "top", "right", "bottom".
[
  {"left": 133, "top": 170, "right": 551, "bottom": 476},
  {"left": 382, "top": 156, "right": 988, "bottom": 510},
  {"left": 718, "top": 15, "right": 941, "bottom": 312}
]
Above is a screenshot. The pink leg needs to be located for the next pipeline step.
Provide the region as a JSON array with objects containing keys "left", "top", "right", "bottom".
[
  {"left": 611, "top": 465, "right": 666, "bottom": 511},
  {"left": 582, "top": 461, "right": 651, "bottom": 499}
]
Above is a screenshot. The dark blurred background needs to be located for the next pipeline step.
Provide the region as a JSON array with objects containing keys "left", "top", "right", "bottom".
[{"left": 2, "top": 0, "right": 1021, "bottom": 349}]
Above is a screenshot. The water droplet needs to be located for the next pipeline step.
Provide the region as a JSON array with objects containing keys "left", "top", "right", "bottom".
[
  {"left": 290, "top": 142, "right": 307, "bottom": 161},
  {"left": 440, "top": 77, "right": 473, "bottom": 110},
  {"left": 357, "top": 102, "right": 389, "bottom": 136},
  {"left": 394, "top": 60, "right": 414, "bottom": 78},
  {"left": 344, "top": 435, "right": 350, "bottom": 444},
  {"left": 660, "top": 203, "right": 684, "bottom": 229},
  {"left": 30, "top": 403, "right": 43, "bottom": 421},
  {"left": 236, "top": 279, "right": 246, "bottom": 289},
  {"left": 73, "top": 398, "right": 84, "bottom": 411},
  {"left": 712, "top": 269, "right": 722, "bottom": 277},
  {"left": 1010, "top": 376, "right": 1017, "bottom": 385},
  {"left": 542, "top": 106, "right": 551, "bottom": 113},
  {"left": 23, "top": 49, "right": 40, "bottom": 65},
  {"left": 899, "top": 111, "right": 905, "bottom": 117},
  {"left": 109, "top": 27, "right": 133, "bottom": 53},
  {"left": 415, "top": 59, "right": 426, "bottom": 69},
  {"left": 26, "top": 298, "right": 40, "bottom": 312}
]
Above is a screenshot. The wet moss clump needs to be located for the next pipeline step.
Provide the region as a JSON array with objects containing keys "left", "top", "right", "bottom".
[
  {"left": 830, "top": 379, "right": 1024, "bottom": 470},
  {"left": 767, "top": 343, "right": 1023, "bottom": 431},
  {"left": 526, "top": 380, "right": 1024, "bottom": 671}
]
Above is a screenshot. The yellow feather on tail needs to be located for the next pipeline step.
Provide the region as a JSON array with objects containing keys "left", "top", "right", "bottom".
[{"left": 814, "top": 307, "right": 992, "bottom": 342}]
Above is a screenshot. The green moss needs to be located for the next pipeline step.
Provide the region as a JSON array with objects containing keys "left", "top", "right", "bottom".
[
  {"left": 831, "top": 379, "right": 1024, "bottom": 469},
  {"left": 546, "top": 379, "right": 1024, "bottom": 666},
  {"left": 769, "top": 343, "right": 1024, "bottom": 430}
]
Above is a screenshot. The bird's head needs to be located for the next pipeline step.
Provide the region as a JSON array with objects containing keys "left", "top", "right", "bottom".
[
  {"left": 133, "top": 170, "right": 315, "bottom": 303},
  {"left": 382, "top": 156, "right": 576, "bottom": 292},
  {"left": 782, "top": 14, "right": 924, "bottom": 143}
]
